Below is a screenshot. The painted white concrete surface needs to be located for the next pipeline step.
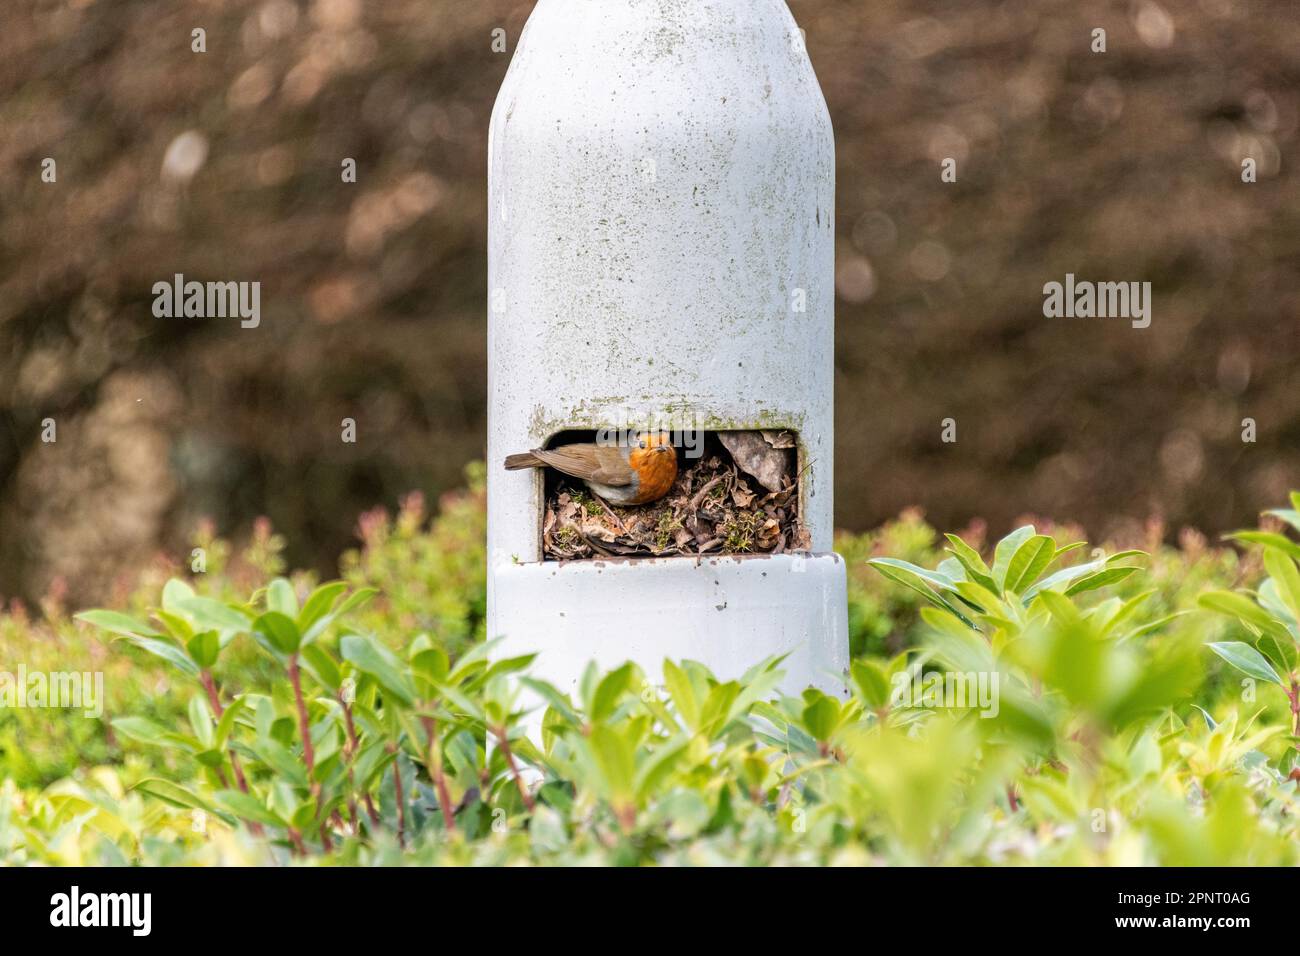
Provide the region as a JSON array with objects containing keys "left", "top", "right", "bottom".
[{"left": 492, "top": 554, "right": 849, "bottom": 694}]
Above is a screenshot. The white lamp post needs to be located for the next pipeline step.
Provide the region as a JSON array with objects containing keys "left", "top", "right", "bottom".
[{"left": 487, "top": 0, "right": 848, "bottom": 696}]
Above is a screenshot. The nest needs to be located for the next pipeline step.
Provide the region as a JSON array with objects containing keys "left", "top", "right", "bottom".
[{"left": 542, "top": 433, "right": 810, "bottom": 560}]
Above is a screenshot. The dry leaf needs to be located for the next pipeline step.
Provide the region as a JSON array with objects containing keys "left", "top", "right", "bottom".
[{"left": 717, "top": 431, "right": 794, "bottom": 493}]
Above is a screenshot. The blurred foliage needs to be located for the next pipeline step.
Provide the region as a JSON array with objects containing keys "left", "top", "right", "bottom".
[
  {"left": 1, "top": 0, "right": 1298, "bottom": 601},
  {"left": 3, "top": 475, "right": 1298, "bottom": 865}
]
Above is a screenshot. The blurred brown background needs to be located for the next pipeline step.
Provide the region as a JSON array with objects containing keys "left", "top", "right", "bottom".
[{"left": 1, "top": 0, "right": 1297, "bottom": 602}]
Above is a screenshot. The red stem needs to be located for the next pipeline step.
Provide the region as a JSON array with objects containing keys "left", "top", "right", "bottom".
[
  {"left": 201, "top": 669, "right": 262, "bottom": 838},
  {"left": 338, "top": 690, "right": 380, "bottom": 826},
  {"left": 391, "top": 754, "right": 407, "bottom": 849},
  {"left": 287, "top": 655, "right": 331, "bottom": 852},
  {"left": 495, "top": 727, "right": 535, "bottom": 813},
  {"left": 202, "top": 670, "right": 251, "bottom": 792},
  {"left": 422, "top": 715, "right": 456, "bottom": 831},
  {"left": 287, "top": 656, "right": 316, "bottom": 777}
]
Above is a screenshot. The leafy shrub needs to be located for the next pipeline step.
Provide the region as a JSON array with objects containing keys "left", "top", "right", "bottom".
[
  {"left": 2, "top": 482, "right": 1298, "bottom": 865},
  {"left": 1198, "top": 492, "right": 1300, "bottom": 781},
  {"left": 340, "top": 463, "right": 487, "bottom": 660}
]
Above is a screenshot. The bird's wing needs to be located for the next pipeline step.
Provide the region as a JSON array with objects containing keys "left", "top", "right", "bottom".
[{"left": 529, "top": 445, "right": 633, "bottom": 486}]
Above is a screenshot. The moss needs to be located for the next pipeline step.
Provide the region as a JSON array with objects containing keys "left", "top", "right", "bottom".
[
  {"left": 569, "top": 490, "right": 603, "bottom": 518},
  {"left": 720, "top": 511, "right": 759, "bottom": 553},
  {"left": 553, "top": 526, "right": 583, "bottom": 550},
  {"left": 655, "top": 509, "right": 681, "bottom": 549}
]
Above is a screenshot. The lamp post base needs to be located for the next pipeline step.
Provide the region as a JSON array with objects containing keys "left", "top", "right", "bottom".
[{"left": 488, "top": 553, "right": 850, "bottom": 700}]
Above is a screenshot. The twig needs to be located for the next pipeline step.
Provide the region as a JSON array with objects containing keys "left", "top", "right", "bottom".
[
  {"left": 689, "top": 474, "right": 727, "bottom": 512},
  {"left": 589, "top": 492, "right": 629, "bottom": 535}
]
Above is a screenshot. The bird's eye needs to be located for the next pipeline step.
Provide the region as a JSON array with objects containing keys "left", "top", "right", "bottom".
[{"left": 638, "top": 440, "right": 647, "bottom": 449}]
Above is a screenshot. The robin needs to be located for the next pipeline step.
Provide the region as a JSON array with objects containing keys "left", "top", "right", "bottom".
[{"left": 504, "top": 431, "right": 678, "bottom": 505}]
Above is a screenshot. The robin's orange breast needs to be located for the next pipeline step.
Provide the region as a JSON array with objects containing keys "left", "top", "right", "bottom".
[{"left": 626, "top": 447, "right": 678, "bottom": 504}]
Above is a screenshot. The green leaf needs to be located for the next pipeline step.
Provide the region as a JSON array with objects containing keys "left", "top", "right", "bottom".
[
  {"left": 588, "top": 725, "right": 635, "bottom": 802},
  {"left": 133, "top": 779, "right": 227, "bottom": 820},
  {"left": 801, "top": 693, "right": 841, "bottom": 742},
  {"left": 1198, "top": 590, "right": 1288, "bottom": 636},
  {"left": 1228, "top": 531, "right": 1300, "bottom": 562},
  {"left": 1256, "top": 632, "right": 1298, "bottom": 677},
  {"left": 340, "top": 634, "right": 415, "bottom": 707},
  {"left": 300, "top": 644, "right": 342, "bottom": 691},
  {"left": 662, "top": 660, "right": 700, "bottom": 733},
  {"left": 428, "top": 678, "right": 484, "bottom": 722},
  {"left": 240, "top": 739, "right": 309, "bottom": 786},
  {"left": 298, "top": 587, "right": 379, "bottom": 646},
  {"left": 117, "top": 634, "right": 200, "bottom": 678},
  {"left": 214, "top": 790, "right": 288, "bottom": 828},
  {"left": 869, "top": 557, "right": 960, "bottom": 594},
  {"left": 1035, "top": 589, "right": 1083, "bottom": 627},
  {"left": 409, "top": 642, "right": 450, "bottom": 687},
  {"left": 111, "top": 717, "right": 173, "bottom": 747},
  {"left": 161, "top": 579, "right": 196, "bottom": 610},
  {"left": 992, "top": 525, "right": 1036, "bottom": 590},
  {"left": 850, "top": 660, "right": 890, "bottom": 709},
  {"left": 943, "top": 534, "right": 997, "bottom": 591},
  {"left": 1063, "top": 566, "right": 1139, "bottom": 596},
  {"left": 727, "top": 667, "right": 784, "bottom": 724},
  {"left": 1117, "top": 613, "right": 1186, "bottom": 643},
  {"left": 189, "top": 695, "right": 215, "bottom": 749},
  {"left": 589, "top": 663, "right": 636, "bottom": 722},
  {"left": 1206, "top": 642, "right": 1284, "bottom": 686},
  {"left": 1263, "top": 548, "right": 1300, "bottom": 625},
  {"left": 634, "top": 737, "right": 689, "bottom": 800},
  {"left": 1021, "top": 556, "right": 1107, "bottom": 602},
  {"left": 186, "top": 631, "right": 220, "bottom": 669},
  {"left": 1103, "top": 550, "right": 1147, "bottom": 565},
  {"left": 953, "top": 579, "right": 1004, "bottom": 614},
  {"left": 153, "top": 608, "right": 195, "bottom": 643},
  {"left": 1004, "top": 535, "right": 1056, "bottom": 594},
  {"left": 175, "top": 596, "right": 252, "bottom": 634},
  {"left": 334, "top": 586, "right": 378, "bottom": 617},
  {"left": 267, "top": 578, "right": 299, "bottom": 617},
  {"left": 213, "top": 696, "right": 248, "bottom": 750},
  {"left": 1099, "top": 589, "right": 1156, "bottom": 637},
  {"left": 867, "top": 559, "right": 977, "bottom": 627},
  {"left": 297, "top": 582, "right": 347, "bottom": 632},
  {"left": 519, "top": 678, "right": 582, "bottom": 726},
  {"left": 481, "top": 653, "right": 538, "bottom": 684},
  {"left": 698, "top": 681, "right": 742, "bottom": 737},
  {"left": 253, "top": 611, "right": 301, "bottom": 656},
  {"left": 75, "top": 609, "right": 161, "bottom": 639}
]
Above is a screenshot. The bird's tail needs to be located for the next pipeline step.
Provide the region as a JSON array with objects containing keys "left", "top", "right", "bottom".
[{"left": 504, "top": 452, "right": 543, "bottom": 470}]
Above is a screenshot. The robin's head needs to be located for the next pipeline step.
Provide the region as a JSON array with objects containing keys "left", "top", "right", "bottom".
[
  {"left": 631, "top": 430, "right": 673, "bottom": 453},
  {"left": 628, "top": 430, "right": 676, "bottom": 468}
]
